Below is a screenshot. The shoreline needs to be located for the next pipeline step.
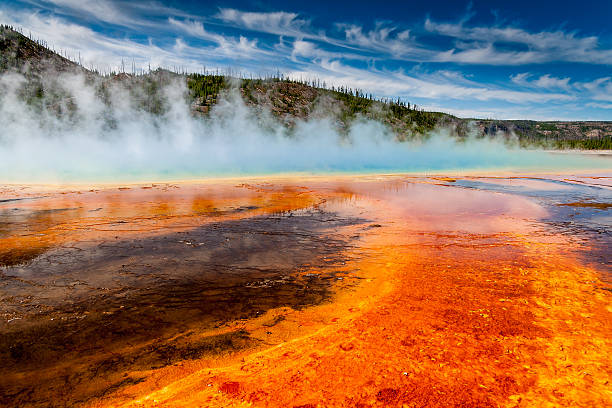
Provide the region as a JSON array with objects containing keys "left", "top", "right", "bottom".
[{"left": 1, "top": 168, "right": 611, "bottom": 192}]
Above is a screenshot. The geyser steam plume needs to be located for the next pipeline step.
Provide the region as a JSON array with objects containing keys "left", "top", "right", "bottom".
[{"left": 0, "top": 70, "right": 609, "bottom": 183}]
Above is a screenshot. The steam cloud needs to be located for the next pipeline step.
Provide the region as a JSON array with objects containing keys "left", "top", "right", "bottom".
[{"left": 0, "top": 71, "right": 609, "bottom": 183}]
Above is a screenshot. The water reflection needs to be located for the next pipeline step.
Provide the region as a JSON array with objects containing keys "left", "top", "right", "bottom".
[{"left": 0, "top": 175, "right": 610, "bottom": 407}]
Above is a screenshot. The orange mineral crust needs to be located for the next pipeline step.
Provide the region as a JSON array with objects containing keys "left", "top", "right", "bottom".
[{"left": 1, "top": 176, "right": 610, "bottom": 407}]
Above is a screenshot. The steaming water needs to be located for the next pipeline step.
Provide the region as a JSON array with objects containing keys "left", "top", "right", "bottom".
[{"left": 0, "top": 72, "right": 610, "bottom": 183}]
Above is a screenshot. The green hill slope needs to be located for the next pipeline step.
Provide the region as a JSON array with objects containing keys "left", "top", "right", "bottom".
[{"left": 1, "top": 25, "right": 610, "bottom": 149}]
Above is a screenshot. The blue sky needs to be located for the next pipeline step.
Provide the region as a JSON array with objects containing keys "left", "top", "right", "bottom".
[{"left": 2, "top": 0, "right": 612, "bottom": 120}]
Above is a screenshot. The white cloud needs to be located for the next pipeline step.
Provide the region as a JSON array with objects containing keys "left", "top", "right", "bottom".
[
  {"left": 434, "top": 45, "right": 546, "bottom": 65},
  {"left": 510, "top": 73, "right": 530, "bottom": 86},
  {"left": 291, "top": 40, "right": 317, "bottom": 58},
  {"left": 168, "top": 17, "right": 269, "bottom": 60},
  {"left": 337, "top": 23, "right": 421, "bottom": 58},
  {"left": 575, "top": 77, "right": 612, "bottom": 102},
  {"left": 36, "top": 0, "right": 132, "bottom": 25},
  {"left": 217, "top": 8, "right": 310, "bottom": 38},
  {"left": 287, "top": 59, "right": 573, "bottom": 105},
  {"left": 510, "top": 73, "right": 571, "bottom": 90},
  {"left": 168, "top": 17, "right": 207, "bottom": 38},
  {"left": 425, "top": 18, "right": 612, "bottom": 65},
  {"left": 22, "top": 0, "right": 162, "bottom": 28},
  {"left": 289, "top": 39, "right": 368, "bottom": 62},
  {"left": 23, "top": 0, "right": 194, "bottom": 28},
  {"left": 586, "top": 102, "right": 612, "bottom": 110}
]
